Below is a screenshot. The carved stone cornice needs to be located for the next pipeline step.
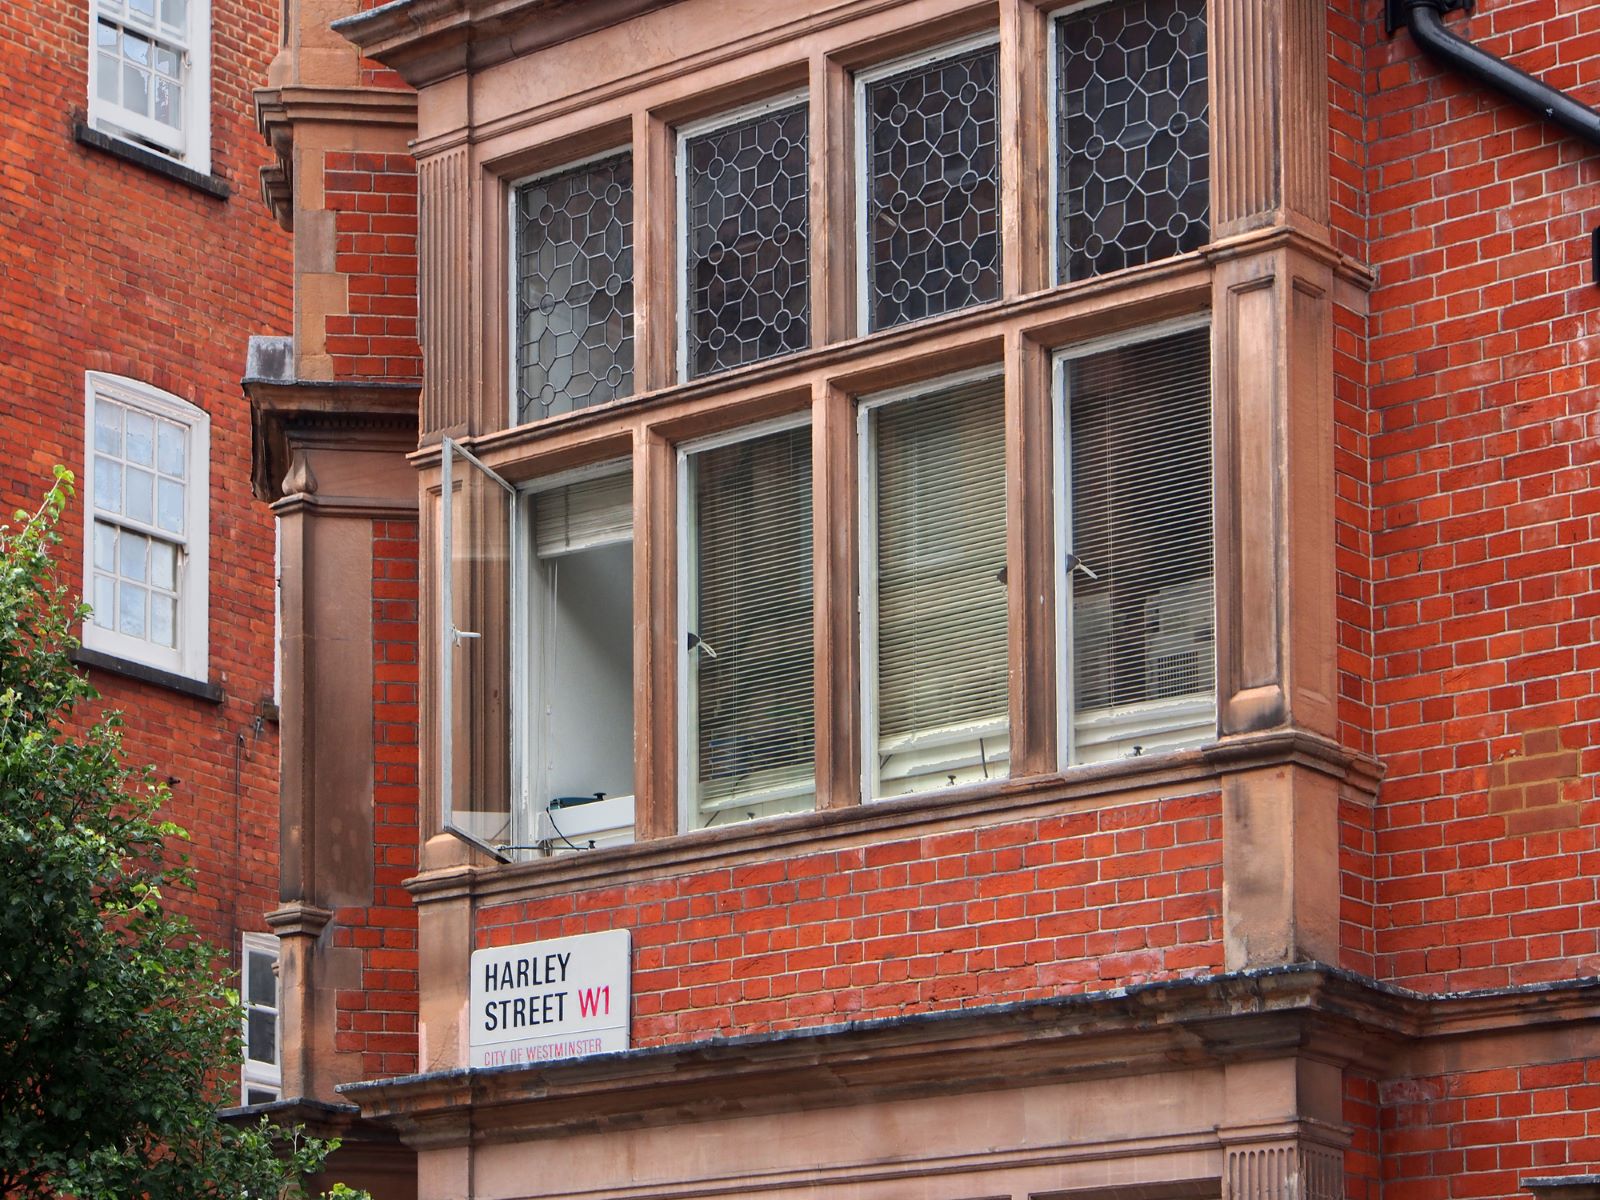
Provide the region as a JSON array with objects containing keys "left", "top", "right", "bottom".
[
  {"left": 336, "top": 965, "right": 1600, "bottom": 1150},
  {"left": 333, "top": 0, "right": 676, "bottom": 89},
  {"left": 264, "top": 901, "right": 337, "bottom": 938},
  {"left": 253, "top": 85, "right": 419, "bottom": 227},
  {"left": 243, "top": 354, "right": 420, "bottom": 503}
]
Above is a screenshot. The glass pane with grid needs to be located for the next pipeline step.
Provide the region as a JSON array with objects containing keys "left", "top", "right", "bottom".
[
  {"left": 1056, "top": 0, "right": 1209, "bottom": 283},
  {"left": 864, "top": 45, "right": 1002, "bottom": 333},
  {"left": 91, "top": 396, "right": 186, "bottom": 648},
  {"left": 95, "top": 17, "right": 186, "bottom": 132},
  {"left": 683, "top": 103, "right": 810, "bottom": 378},
  {"left": 515, "top": 154, "right": 635, "bottom": 424}
]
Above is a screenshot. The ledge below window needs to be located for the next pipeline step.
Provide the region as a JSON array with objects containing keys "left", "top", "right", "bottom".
[
  {"left": 71, "top": 646, "right": 224, "bottom": 703},
  {"left": 73, "top": 123, "right": 231, "bottom": 200}
]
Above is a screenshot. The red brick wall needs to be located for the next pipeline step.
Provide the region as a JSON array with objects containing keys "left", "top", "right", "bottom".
[
  {"left": 330, "top": 521, "right": 421, "bottom": 1079},
  {"left": 1379, "top": 1059, "right": 1600, "bottom": 1197},
  {"left": 0, "top": 0, "right": 289, "bottom": 979},
  {"left": 1361, "top": 0, "right": 1600, "bottom": 990},
  {"left": 324, "top": 151, "right": 422, "bottom": 382},
  {"left": 478, "top": 794, "right": 1223, "bottom": 1042}
]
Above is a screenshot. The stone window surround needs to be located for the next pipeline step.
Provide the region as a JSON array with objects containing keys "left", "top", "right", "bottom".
[{"left": 371, "top": 0, "right": 1370, "bottom": 940}]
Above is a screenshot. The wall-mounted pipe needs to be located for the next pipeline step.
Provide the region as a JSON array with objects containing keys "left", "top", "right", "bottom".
[{"left": 1390, "top": 0, "right": 1600, "bottom": 150}]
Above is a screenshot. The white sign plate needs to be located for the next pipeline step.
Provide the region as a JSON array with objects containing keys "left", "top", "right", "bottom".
[{"left": 468, "top": 928, "right": 631, "bottom": 1068}]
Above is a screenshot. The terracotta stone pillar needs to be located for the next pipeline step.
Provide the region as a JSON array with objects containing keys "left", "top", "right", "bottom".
[{"left": 1204, "top": 0, "right": 1346, "bottom": 972}]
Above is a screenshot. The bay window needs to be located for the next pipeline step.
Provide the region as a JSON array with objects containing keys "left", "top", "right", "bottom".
[{"left": 439, "top": 0, "right": 1227, "bottom": 857}]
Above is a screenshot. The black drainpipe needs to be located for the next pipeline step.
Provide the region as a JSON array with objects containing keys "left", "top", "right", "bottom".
[
  {"left": 1387, "top": 0, "right": 1600, "bottom": 148},
  {"left": 1387, "top": 0, "right": 1600, "bottom": 283}
]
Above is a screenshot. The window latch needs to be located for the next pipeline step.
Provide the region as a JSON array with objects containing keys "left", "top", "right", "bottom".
[
  {"left": 687, "top": 632, "right": 718, "bottom": 660},
  {"left": 451, "top": 625, "right": 481, "bottom": 644},
  {"left": 1066, "top": 553, "right": 1100, "bottom": 582}
]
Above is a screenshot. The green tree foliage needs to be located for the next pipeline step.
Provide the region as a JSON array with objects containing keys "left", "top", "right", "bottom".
[{"left": 0, "top": 472, "right": 355, "bottom": 1199}]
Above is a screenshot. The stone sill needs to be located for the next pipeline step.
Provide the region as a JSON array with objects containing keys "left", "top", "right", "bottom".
[
  {"left": 73, "top": 123, "right": 231, "bottom": 200},
  {"left": 410, "top": 729, "right": 1382, "bottom": 907}
]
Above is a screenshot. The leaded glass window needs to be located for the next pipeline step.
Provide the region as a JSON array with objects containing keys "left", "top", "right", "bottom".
[
  {"left": 863, "top": 43, "right": 1002, "bottom": 333},
  {"left": 1056, "top": 0, "right": 1210, "bottom": 283},
  {"left": 683, "top": 102, "right": 810, "bottom": 379},
  {"left": 515, "top": 153, "right": 635, "bottom": 424}
]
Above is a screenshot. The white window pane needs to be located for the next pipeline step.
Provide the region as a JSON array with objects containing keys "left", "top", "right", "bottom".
[
  {"left": 94, "top": 400, "right": 121, "bottom": 454},
  {"left": 96, "top": 52, "right": 119, "bottom": 102},
  {"left": 160, "top": 0, "right": 186, "bottom": 30},
  {"left": 93, "top": 576, "right": 115, "bottom": 628},
  {"left": 125, "top": 411, "right": 155, "bottom": 466},
  {"left": 150, "top": 594, "right": 176, "bottom": 648},
  {"left": 118, "top": 530, "right": 148, "bottom": 583},
  {"left": 123, "top": 63, "right": 150, "bottom": 116},
  {"left": 155, "top": 478, "right": 184, "bottom": 533},
  {"left": 94, "top": 456, "right": 123, "bottom": 514},
  {"left": 246, "top": 1011, "right": 276, "bottom": 1065},
  {"left": 97, "top": 20, "right": 119, "bottom": 47},
  {"left": 150, "top": 540, "right": 176, "bottom": 590},
  {"left": 93, "top": 522, "right": 116, "bottom": 573},
  {"left": 118, "top": 584, "right": 147, "bottom": 638},
  {"left": 128, "top": 0, "right": 156, "bottom": 24},
  {"left": 155, "top": 81, "right": 182, "bottom": 129},
  {"left": 156, "top": 422, "right": 185, "bottom": 476},
  {"left": 247, "top": 952, "right": 276, "bottom": 1007},
  {"left": 125, "top": 31, "right": 149, "bottom": 65},
  {"left": 125, "top": 467, "right": 154, "bottom": 525},
  {"left": 152, "top": 43, "right": 179, "bottom": 77}
]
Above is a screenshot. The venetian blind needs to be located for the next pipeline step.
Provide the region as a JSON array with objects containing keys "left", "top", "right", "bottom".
[
  {"left": 1066, "top": 325, "right": 1214, "bottom": 760},
  {"left": 873, "top": 377, "right": 1009, "bottom": 794},
  {"left": 532, "top": 472, "right": 632, "bottom": 557},
  {"left": 690, "top": 425, "right": 814, "bottom": 822}
]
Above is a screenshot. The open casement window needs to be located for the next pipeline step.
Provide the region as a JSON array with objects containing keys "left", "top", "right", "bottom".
[
  {"left": 440, "top": 439, "right": 516, "bottom": 858},
  {"left": 524, "top": 469, "right": 636, "bottom": 853},
  {"left": 240, "top": 933, "right": 280, "bottom": 1106},
  {"left": 681, "top": 421, "right": 814, "bottom": 829},
  {"left": 863, "top": 374, "right": 1009, "bottom": 798},
  {"left": 90, "top": 0, "right": 211, "bottom": 169},
  {"left": 1056, "top": 321, "right": 1215, "bottom": 764},
  {"left": 83, "top": 374, "right": 209, "bottom": 683}
]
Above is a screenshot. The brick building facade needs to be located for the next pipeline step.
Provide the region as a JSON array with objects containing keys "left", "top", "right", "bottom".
[
  {"left": 2, "top": 0, "right": 290, "bottom": 1103},
  {"left": 247, "top": 2, "right": 1600, "bottom": 1199}
]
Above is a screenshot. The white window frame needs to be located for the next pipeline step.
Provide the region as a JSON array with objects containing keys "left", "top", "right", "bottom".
[
  {"left": 853, "top": 30, "right": 1002, "bottom": 338},
  {"left": 514, "top": 459, "right": 636, "bottom": 854},
  {"left": 674, "top": 89, "right": 810, "bottom": 384},
  {"left": 88, "top": 0, "right": 212, "bottom": 171},
  {"left": 675, "top": 412, "right": 814, "bottom": 832},
  {"left": 82, "top": 373, "right": 210, "bottom": 684},
  {"left": 240, "top": 932, "right": 280, "bottom": 1105},
  {"left": 1051, "top": 314, "right": 1215, "bottom": 768},
  {"left": 857, "top": 365, "right": 1008, "bottom": 802},
  {"left": 505, "top": 145, "right": 632, "bottom": 429}
]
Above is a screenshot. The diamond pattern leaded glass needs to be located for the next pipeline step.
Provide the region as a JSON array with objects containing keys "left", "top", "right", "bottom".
[
  {"left": 684, "top": 103, "right": 810, "bottom": 379},
  {"left": 515, "top": 154, "right": 634, "bottom": 423},
  {"left": 1056, "top": 0, "right": 1210, "bottom": 283},
  {"left": 864, "top": 45, "right": 1002, "bottom": 333}
]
